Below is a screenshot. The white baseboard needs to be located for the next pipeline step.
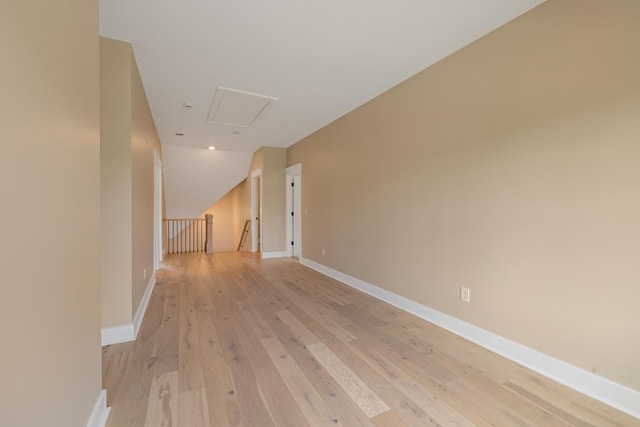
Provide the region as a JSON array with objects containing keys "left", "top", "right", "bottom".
[
  {"left": 300, "top": 256, "right": 640, "bottom": 420},
  {"left": 101, "top": 323, "right": 134, "bottom": 346},
  {"left": 102, "top": 272, "right": 157, "bottom": 346},
  {"left": 134, "top": 272, "right": 156, "bottom": 337},
  {"left": 86, "top": 389, "right": 110, "bottom": 427},
  {"left": 261, "top": 251, "right": 288, "bottom": 259}
]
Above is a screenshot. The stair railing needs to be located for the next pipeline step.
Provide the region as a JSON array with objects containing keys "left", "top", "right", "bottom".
[{"left": 165, "top": 214, "right": 213, "bottom": 254}]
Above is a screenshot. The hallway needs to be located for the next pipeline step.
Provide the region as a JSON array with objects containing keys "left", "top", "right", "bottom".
[{"left": 102, "top": 253, "right": 638, "bottom": 426}]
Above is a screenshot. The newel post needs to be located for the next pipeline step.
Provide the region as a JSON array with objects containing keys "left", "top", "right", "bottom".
[{"left": 205, "top": 214, "right": 214, "bottom": 254}]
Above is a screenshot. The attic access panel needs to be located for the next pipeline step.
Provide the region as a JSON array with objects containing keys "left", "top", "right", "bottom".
[{"left": 207, "top": 86, "right": 278, "bottom": 128}]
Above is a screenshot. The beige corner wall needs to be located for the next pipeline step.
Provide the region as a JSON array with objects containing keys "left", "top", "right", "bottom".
[
  {"left": 101, "top": 38, "right": 133, "bottom": 328},
  {"left": 288, "top": 0, "right": 640, "bottom": 391},
  {"left": 131, "top": 53, "right": 161, "bottom": 315},
  {"left": 249, "top": 147, "right": 264, "bottom": 172},
  {"left": 101, "top": 37, "right": 162, "bottom": 329},
  {"left": 232, "top": 179, "right": 252, "bottom": 251},
  {"left": 262, "top": 147, "right": 287, "bottom": 253},
  {"left": 248, "top": 147, "right": 287, "bottom": 254},
  {"left": 202, "top": 179, "right": 252, "bottom": 252},
  {"left": 0, "top": 0, "right": 102, "bottom": 425}
]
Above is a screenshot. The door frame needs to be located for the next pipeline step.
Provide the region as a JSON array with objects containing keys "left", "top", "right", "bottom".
[
  {"left": 285, "top": 163, "right": 302, "bottom": 258},
  {"left": 250, "top": 168, "right": 262, "bottom": 253},
  {"left": 153, "top": 149, "right": 163, "bottom": 270}
]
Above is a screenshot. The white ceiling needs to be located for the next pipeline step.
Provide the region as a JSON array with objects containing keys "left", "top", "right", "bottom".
[
  {"left": 161, "top": 145, "right": 251, "bottom": 218},
  {"left": 100, "top": 0, "right": 544, "bottom": 153},
  {"left": 101, "top": 0, "right": 544, "bottom": 219}
]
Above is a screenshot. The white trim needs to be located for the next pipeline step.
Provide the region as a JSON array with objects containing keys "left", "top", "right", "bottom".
[
  {"left": 261, "top": 251, "right": 288, "bottom": 259},
  {"left": 154, "top": 149, "right": 163, "bottom": 271},
  {"left": 101, "top": 324, "right": 134, "bottom": 346},
  {"left": 286, "top": 174, "right": 293, "bottom": 257},
  {"left": 299, "top": 256, "right": 640, "bottom": 420},
  {"left": 86, "top": 389, "right": 110, "bottom": 427},
  {"left": 250, "top": 168, "right": 262, "bottom": 253},
  {"left": 292, "top": 175, "right": 301, "bottom": 258},
  {"left": 133, "top": 272, "right": 156, "bottom": 337},
  {"left": 101, "top": 272, "right": 156, "bottom": 346},
  {"left": 285, "top": 164, "right": 302, "bottom": 258},
  {"left": 285, "top": 163, "right": 301, "bottom": 176},
  {"left": 250, "top": 167, "right": 262, "bottom": 179}
]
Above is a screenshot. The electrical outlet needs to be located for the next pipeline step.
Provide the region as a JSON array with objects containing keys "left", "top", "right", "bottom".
[
  {"left": 460, "top": 286, "right": 470, "bottom": 303},
  {"left": 322, "top": 248, "right": 326, "bottom": 256}
]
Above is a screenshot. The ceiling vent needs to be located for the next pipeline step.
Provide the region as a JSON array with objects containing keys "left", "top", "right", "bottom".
[{"left": 207, "top": 87, "right": 278, "bottom": 128}]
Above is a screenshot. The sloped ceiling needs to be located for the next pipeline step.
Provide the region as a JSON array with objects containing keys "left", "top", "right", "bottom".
[
  {"left": 100, "top": 0, "right": 544, "bottom": 216},
  {"left": 161, "top": 145, "right": 251, "bottom": 219}
]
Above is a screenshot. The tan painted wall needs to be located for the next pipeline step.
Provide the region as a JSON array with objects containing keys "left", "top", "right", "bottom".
[
  {"left": 249, "top": 147, "right": 264, "bottom": 172},
  {"left": 101, "top": 37, "right": 162, "bottom": 329},
  {"left": 131, "top": 53, "right": 161, "bottom": 315},
  {"left": 232, "top": 179, "right": 252, "bottom": 251},
  {"left": 101, "top": 37, "right": 133, "bottom": 327},
  {"left": 202, "top": 179, "right": 252, "bottom": 252},
  {"left": 203, "top": 188, "right": 235, "bottom": 252},
  {"left": 288, "top": 0, "right": 640, "bottom": 391},
  {"left": 261, "top": 147, "right": 287, "bottom": 253},
  {"left": 0, "top": 0, "right": 102, "bottom": 425},
  {"left": 247, "top": 148, "right": 264, "bottom": 251},
  {"left": 248, "top": 147, "right": 287, "bottom": 253}
]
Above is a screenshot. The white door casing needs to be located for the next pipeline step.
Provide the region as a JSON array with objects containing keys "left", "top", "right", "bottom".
[
  {"left": 285, "top": 164, "right": 302, "bottom": 258},
  {"left": 154, "top": 149, "right": 163, "bottom": 270},
  {"left": 251, "top": 168, "right": 262, "bottom": 253}
]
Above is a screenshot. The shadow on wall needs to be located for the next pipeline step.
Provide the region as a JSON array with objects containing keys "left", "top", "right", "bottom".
[{"left": 199, "top": 178, "right": 252, "bottom": 253}]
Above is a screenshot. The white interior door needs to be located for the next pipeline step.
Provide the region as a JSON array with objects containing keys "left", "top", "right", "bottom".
[
  {"left": 285, "top": 164, "right": 302, "bottom": 258},
  {"left": 293, "top": 175, "right": 301, "bottom": 257}
]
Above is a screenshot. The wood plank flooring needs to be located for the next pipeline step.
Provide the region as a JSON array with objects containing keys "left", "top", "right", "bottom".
[{"left": 103, "top": 252, "right": 639, "bottom": 426}]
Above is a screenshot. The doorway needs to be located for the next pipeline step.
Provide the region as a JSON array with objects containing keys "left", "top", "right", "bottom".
[
  {"left": 285, "top": 164, "right": 302, "bottom": 258},
  {"left": 251, "top": 169, "right": 262, "bottom": 253}
]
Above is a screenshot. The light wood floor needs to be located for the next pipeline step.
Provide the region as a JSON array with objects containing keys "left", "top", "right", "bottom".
[{"left": 103, "top": 252, "right": 638, "bottom": 426}]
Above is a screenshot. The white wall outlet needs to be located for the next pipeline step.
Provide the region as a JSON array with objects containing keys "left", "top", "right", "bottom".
[
  {"left": 460, "top": 286, "right": 470, "bottom": 303},
  {"left": 143, "top": 269, "right": 147, "bottom": 280},
  {"left": 322, "top": 248, "right": 326, "bottom": 256}
]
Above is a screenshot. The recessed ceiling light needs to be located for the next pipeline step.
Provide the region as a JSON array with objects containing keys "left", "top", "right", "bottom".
[
  {"left": 183, "top": 103, "right": 193, "bottom": 110},
  {"left": 175, "top": 132, "right": 184, "bottom": 136},
  {"left": 232, "top": 130, "right": 241, "bottom": 135},
  {"left": 208, "top": 146, "right": 215, "bottom": 150}
]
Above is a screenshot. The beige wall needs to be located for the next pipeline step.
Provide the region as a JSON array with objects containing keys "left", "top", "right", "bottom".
[
  {"left": 232, "top": 178, "right": 252, "bottom": 251},
  {"left": 131, "top": 53, "right": 161, "bottom": 315},
  {"left": 101, "top": 37, "right": 162, "bottom": 329},
  {"left": 262, "top": 147, "right": 287, "bottom": 253},
  {"left": 0, "top": 0, "right": 102, "bottom": 425},
  {"left": 202, "top": 179, "right": 252, "bottom": 252},
  {"left": 101, "top": 38, "right": 133, "bottom": 327},
  {"left": 249, "top": 147, "right": 264, "bottom": 172},
  {"left": 203, "top": 187, "right": 235, "bottom": 252},
  {"left": 288, "top": 0, "right": 640, "bottom": 391},
  {"left": 249, "top": 147, "right": 287, "bottom": 253}
]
